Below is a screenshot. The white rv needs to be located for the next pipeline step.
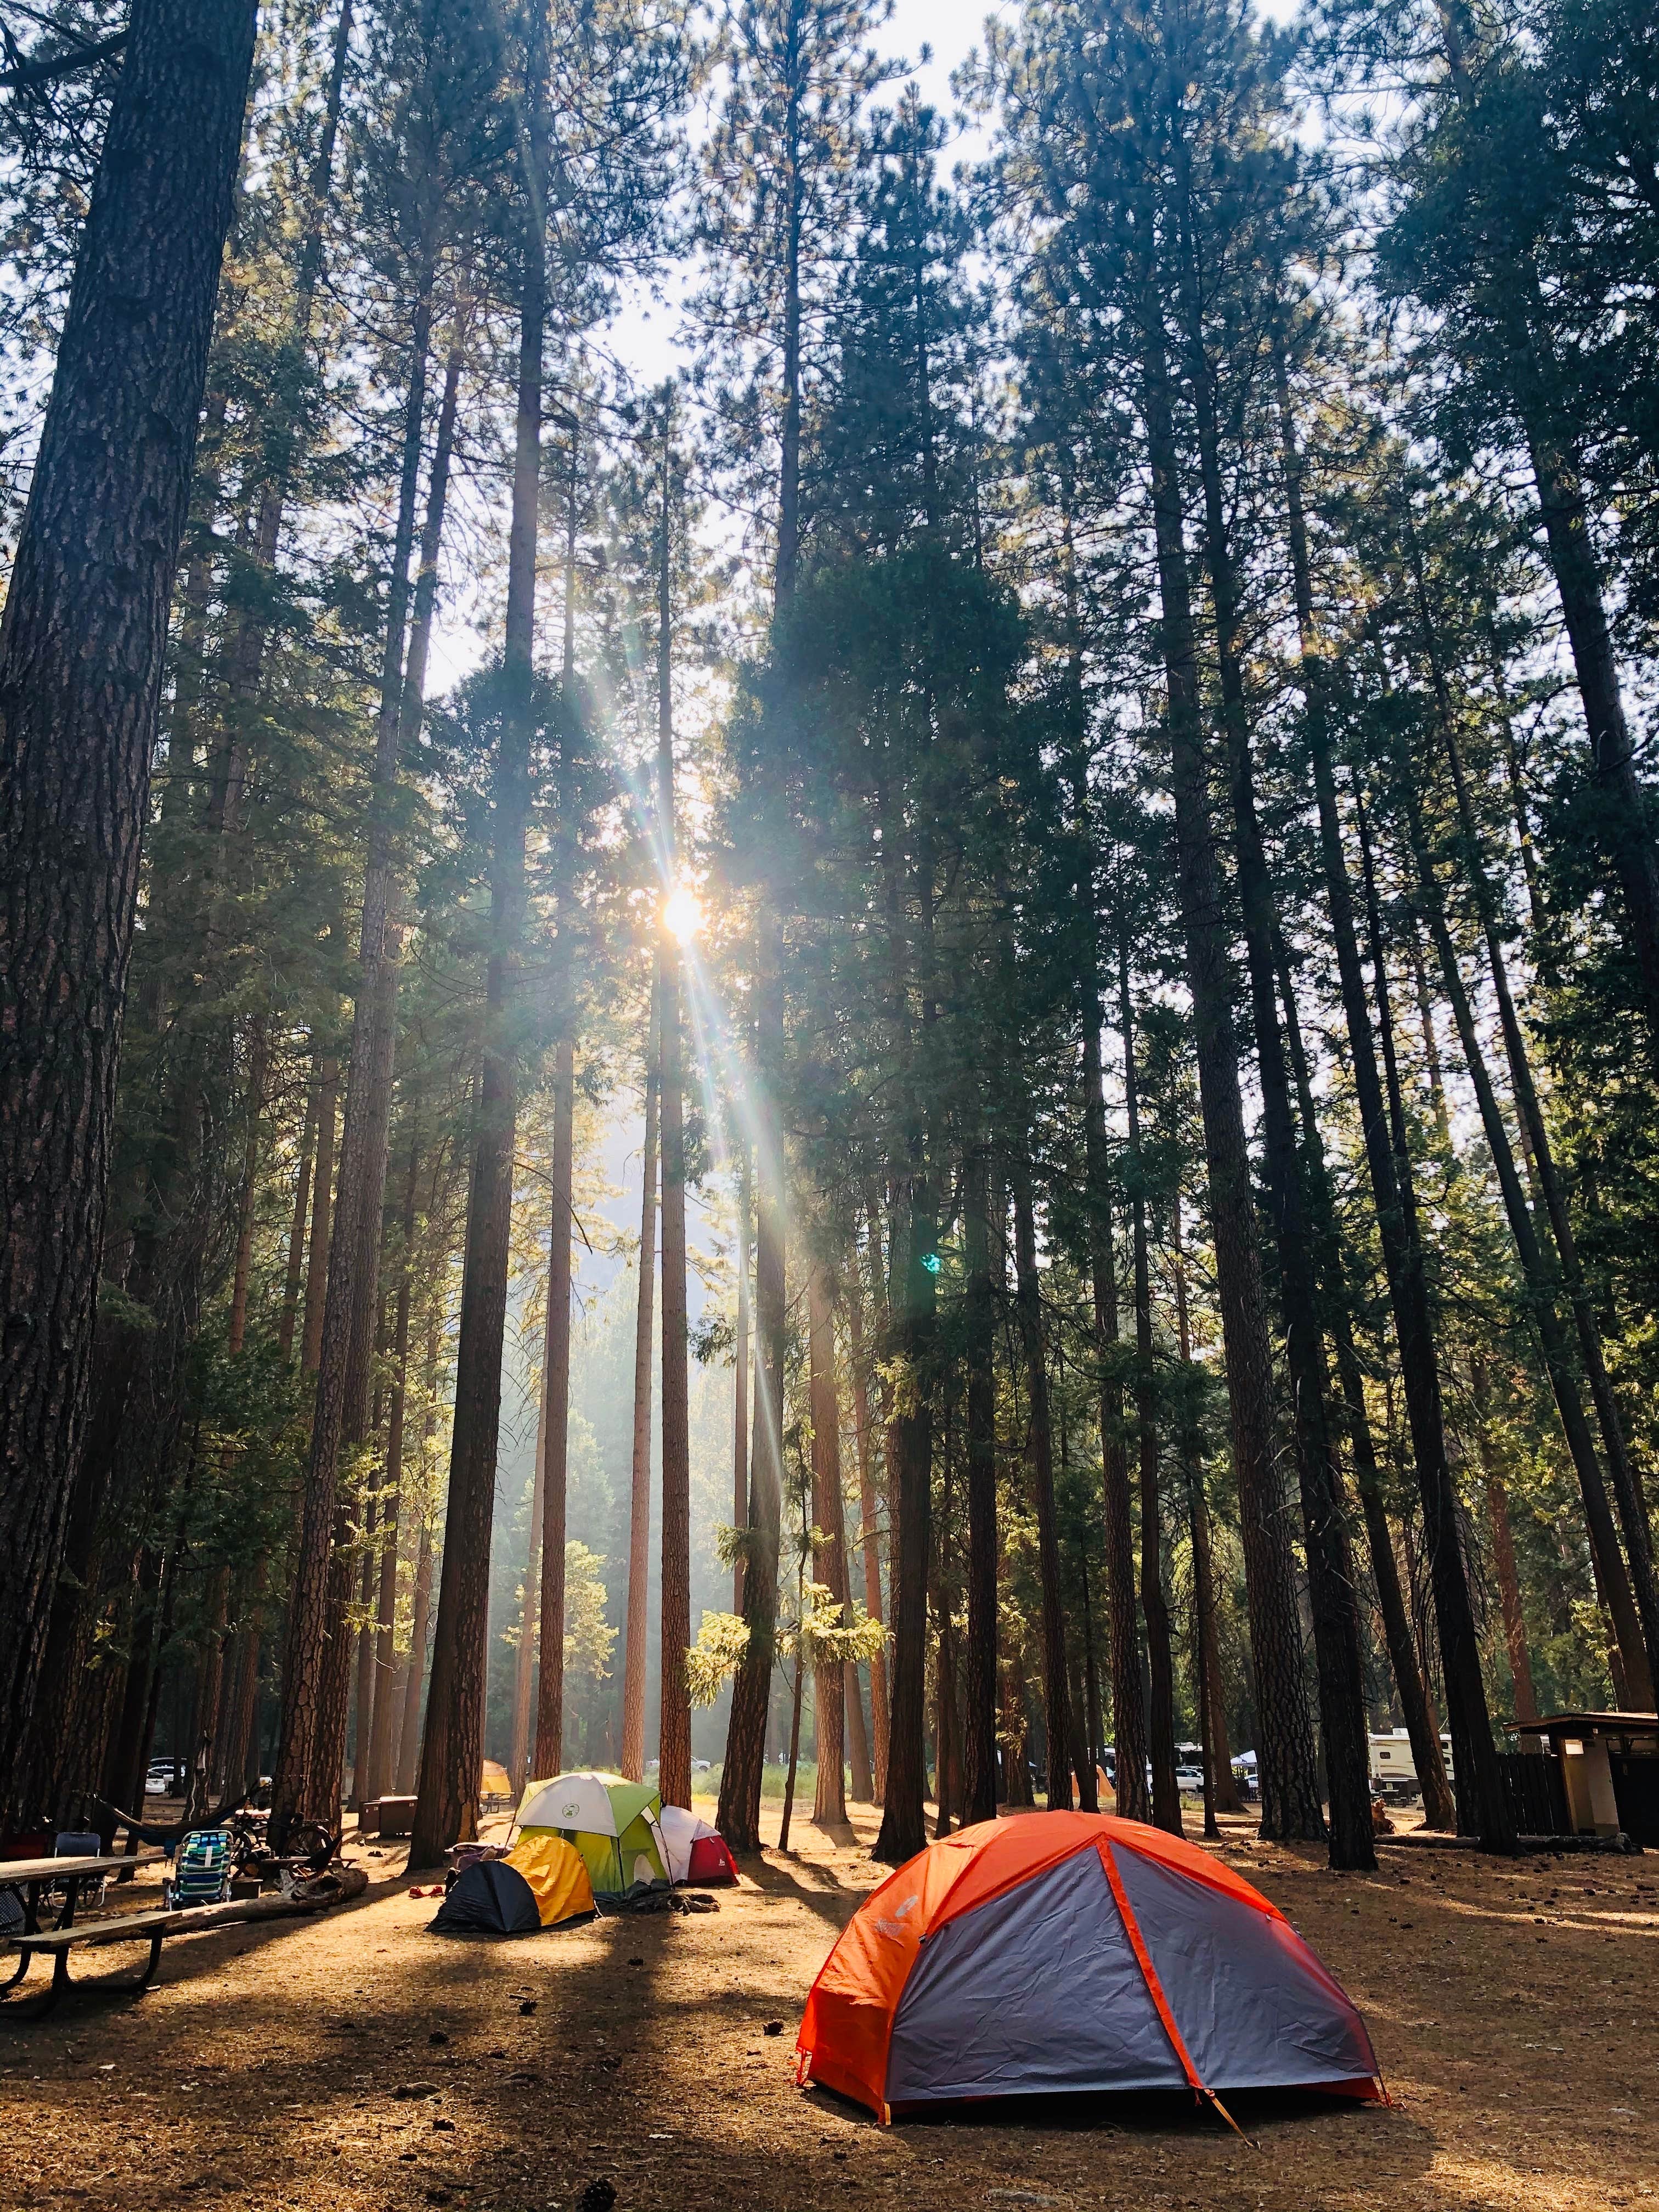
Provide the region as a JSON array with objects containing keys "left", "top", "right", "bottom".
[{"left": 1369, "top": 1728, "right": 1455, "bottom": 1801}]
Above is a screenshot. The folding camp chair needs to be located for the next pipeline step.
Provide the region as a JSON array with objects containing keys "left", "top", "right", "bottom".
[
  {"left": 51, "top": 1832, "right": 108, "bottom": 1911},
  {"left": 164, "top": 1830, "right": 233, "bottom": 1909}
]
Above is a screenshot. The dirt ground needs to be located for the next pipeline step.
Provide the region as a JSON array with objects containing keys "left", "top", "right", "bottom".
[{"left": 3, "top": 1800, "right": 1656, "bottom": 2212}]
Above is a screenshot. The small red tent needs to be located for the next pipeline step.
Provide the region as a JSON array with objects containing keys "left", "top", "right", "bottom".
[
  {"left": 658, "top": 1802, "right": 738, "bottom": 1886},
  {"left": 797, "top": 1813, "right": 1380, "bottom": 2121}
]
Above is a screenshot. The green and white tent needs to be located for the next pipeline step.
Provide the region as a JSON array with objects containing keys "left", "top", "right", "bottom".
[{"left": 516, "top": 1772, "right": 669, "bottom": 1897}]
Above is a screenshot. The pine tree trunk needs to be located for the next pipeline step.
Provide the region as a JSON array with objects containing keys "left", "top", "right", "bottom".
[
  {"left": 0, "top": 0, "right": 256, "bottom": 1822},
  {"left": 512, "top": 1346, "right": 548, "bottom": 1792},
  {"left": 1273, "top": 905, "right": 1462, "bottom": 1832},
  {"left": 846, "top": 1228, "right": 889, "bottom": 1795},
  {"left": 1172, "top": 212, "right": 1357, "bottom": 1858},
  {"left": 1415, "top": 575, "right": 1659, "bottom": 1684},
  {"left": 1086, "top": 1022, "right": 1149, "bottom": 1824},
  {"left": 808, "top": 1265, "right": 848, "bottom": 1827},
  {"left": 365, "top": 1136, "right": 419, "bottom": 1807},
  {"left": 279, "top": 1070, "right": 319, "bottom": 1359},
  {"left": 1001, "top": 1641, "right": 1034, "bottom": 1807},
  {"left": 300, "top": 1058, "right": 338, "bottom": 1376},
  {"left": 657, "top": 945, "right": 692, "bottom": 1810},
  {"left": 274, "top": 254, "right": 435, "bottom": 1847},
  {"left": 227, "top": 1020, "right": 268, "bottom": 1357},
  {"left": 1119, "top": 946, "right": 1182, "bottom": 1836},
  {"left": 732, "top": 1152, "right": 751, "bottom": 1616},
  {"left": 717, "top": 935, "right": 785, "bottom": 1854},
  {"left": 411, "top": 10, "right": 547, "bottom": 1867},
  {"left": 1138, "top": 287, "right": 1317, "bottom": 1844},
  {"left": 1171, "top": 1203, "right": 1245, "bottom": 1820},
  {"left": 1276, "top": 350, "right": 1513, "bottom": 1850},
  {"left": 873, "top": 1171, "right": 935, "bottom": 1864},
  {"left": 657, "top": 483, "right": 692, "bottom": 1807},
  {"left": 620, "top": 1001, "right": 658, "bottom": 1782},
  {"left": 1471, "top": 1361, "right": 1539, "bottom": 1729},
  {"left": 961, "top": 1147, "right": 1000, "bottom": 1827},
  {"left": 397, "top": 289, "right": 468, "bottom": 747},
  {"left": 1012, "top": 1156, "right": 1073, "bottom": 1815},
  {"left": 533, "top": 1039, "right": 574, "bottom": 1778},
  {"left": 396, "top": 1515, "right": 435, "bottom": 1802},
  {"left": 1356, "top": 795, "right": 1519, "bottom": 1839},
  {"left": 845, "top": 1643, "right": 874, "bottom": 1806},
  {"left": 1392, "top": 753, "right": 1654, "bottom": 1703},
  {"left": 1506, "top": 329, "right": 1659, "bottom": 1061}
]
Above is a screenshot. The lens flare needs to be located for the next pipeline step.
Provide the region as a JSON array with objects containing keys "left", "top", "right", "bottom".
[{"left": 663, "top": 884, "right": 701, "bottom": 945}]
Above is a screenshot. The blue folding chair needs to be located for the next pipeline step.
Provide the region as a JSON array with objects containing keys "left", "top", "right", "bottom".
[{"left": 164, "top": 1829, "right": 233, "bottom": 1909}]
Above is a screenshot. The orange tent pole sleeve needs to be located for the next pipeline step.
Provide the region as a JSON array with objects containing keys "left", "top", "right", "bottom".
[
  {"left": 1097, "top": 1839, "right": 1254, "bottom": 2145},
  {"left": 1096, "top": 1840, "right": 1204, "bottom": 2094}
]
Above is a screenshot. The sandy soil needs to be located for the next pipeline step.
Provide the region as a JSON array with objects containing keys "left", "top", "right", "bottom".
[{"left": 3, "top": 1801, "right": 1655, "bottom": 2212}]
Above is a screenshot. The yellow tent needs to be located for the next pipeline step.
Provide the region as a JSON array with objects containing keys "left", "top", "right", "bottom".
[{"left": 505, "top": 1833, "right": 594, "bottom": 1928}]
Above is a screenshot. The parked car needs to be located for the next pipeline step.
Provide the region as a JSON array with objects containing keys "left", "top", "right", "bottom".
[
  {"left": 144, "top": 1765, "right": 175, "bottom": 1798},
  {"left": 1175, "top": 1767, "right": 1206, "bottom": 1795}
]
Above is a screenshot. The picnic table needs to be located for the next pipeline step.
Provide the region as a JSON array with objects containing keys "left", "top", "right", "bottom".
[{"left": 1, "top": 1854, "right": 163, "bottom": 1988}]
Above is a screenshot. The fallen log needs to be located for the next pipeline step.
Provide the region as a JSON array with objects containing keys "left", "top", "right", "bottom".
[{"left": 122, "top": 1864, "right": 370, "bottom": 1936}]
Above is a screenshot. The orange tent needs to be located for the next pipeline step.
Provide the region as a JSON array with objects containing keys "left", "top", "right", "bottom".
[{"left": 797, "top": 1813, "right": 1381, "bottom": 2123}]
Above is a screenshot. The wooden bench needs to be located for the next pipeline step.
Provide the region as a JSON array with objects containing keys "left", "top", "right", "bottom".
[{"left": 2, "top": 1906, "right": 216, "bottom": 2021}]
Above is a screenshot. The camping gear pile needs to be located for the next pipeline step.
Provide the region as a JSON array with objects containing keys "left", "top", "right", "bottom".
[
  {"left": 797, "top": 1813, "right": 1381, "bottom": 2123},
  {"left": 428, "top": 1773, "right": 743, "bottom": 1939}
]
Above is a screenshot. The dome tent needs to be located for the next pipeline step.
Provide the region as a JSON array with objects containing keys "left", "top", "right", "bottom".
[
  {"left": 797, "top": 1813, "right": 1381, "bottom": 2123},
  {"left": 517, "top": 1772, "right": 669, "bottom": 1898},
  {"left": 658, "top": 1802, "right": 739, "bottom": 1886},
  {"left": 431, "top": 1834, "right": 594, "bottom": 1937}
]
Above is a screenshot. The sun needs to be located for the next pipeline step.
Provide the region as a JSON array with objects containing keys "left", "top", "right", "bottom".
[{"left": 663, "top": 883, "right": 702, "bottom": 945}]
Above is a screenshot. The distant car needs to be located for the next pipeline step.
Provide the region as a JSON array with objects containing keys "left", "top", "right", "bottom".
[
  {"left": 1175, "top": 1767, "right": 1205, "bottom": 1795},
  {"left": 144, "top": 1766, "right": 174, "bottom": 1797},
  {"left": 691, "top": 1758, "right": 711, "bottom": 1773}
]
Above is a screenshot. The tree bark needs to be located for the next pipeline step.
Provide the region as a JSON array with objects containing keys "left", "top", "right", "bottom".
[
  {"left": 411, "top": 4, "right": 546, "bottom": 1868},
  {"left": 657, "top": 459, "right": 692, "bottom": 1811},
  {"left": 1471, "top": 1361, "right": 1539, "bottom": 1729},
  {"left": 872, "top": 1170, "right": 935, "bottom": 1864},
  {"left": 1271, "top": 923, "right": 1459, "bottom": 1831},
  {"left": 961, "top": 1147, "right": 1000, "bottom": 1828},
  {"left": 717, "top": 933, "right": 785, "bottom": 1854},
  {"left": 1355, "top": 792, "right": 1517, "bottom": 1841},
  {"left": 1412, "top": 559, "right": 1659, "bottom": 1685},
  {"left": 1275, "top": 348, "right": 1513, "bottom": 1850},
  {"left": 1171, "top": 1200, "right": 1245, "bottom": 1820},
  {"left": 1393, "top": 750, "right": 1653, "bottom": 1704},
  {"left": 300, "top": 1057, "right": 338, "bottom": 1377},
  {"left": 0, "top": 0, "right": 256, "bottom": 1822},
  {"left": 227, "top": 1020, "right": 268, "bottom": 1357},
  {"left": 279, "top": 1069, "right": 319, "bottom": 1359},
  {"left": 846, "top": 1222, "right": 888, "bottom": 1796},
  {"left": 620, "top": 995, "right": 659, "bottom": 1784},
  {"left": 533, "top": 1039, "right": 574, "bottom": 1778},
  {"left": 1137, "top": 279, "right": 1318, "bottom": 1843},
  {"left": 274, "top": 252, "right": 435, "bottom": 1846},
  {"left": 365, "top": 1135, "right": 419, "bottom": 1807},
  {"left": 732, "top": 1150, "right": 751, "bottom": 1616},
  {"left": 1119, "top": 943, "right": 1182, "bottom": 1836},
  {"left": 511, "top": 1339, "right": 548, "bottom": 1792},
  {"left": 1012, "top": 1156, "right": 1073, "bottom": 1815},
  {"left": 808, "top": 1263, "right": 849, "bottom": 1827},
  {"left": 1172, "top": 199, "right": 1361, "bottom": 1859},
  {"left": 1085, "top": 1021, "right": 1148, "bottom": 1824}
]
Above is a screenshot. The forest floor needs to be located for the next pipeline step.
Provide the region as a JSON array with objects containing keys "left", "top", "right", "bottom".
[{"left": 2, "top": 1799, "right": 1655, "bottom": 2212}]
